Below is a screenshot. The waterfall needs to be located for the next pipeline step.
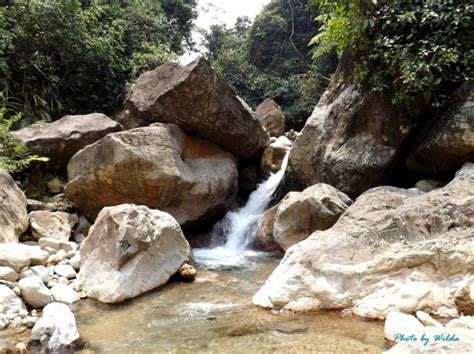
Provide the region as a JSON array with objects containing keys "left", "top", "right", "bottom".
[{"left": 194, "top": 152, "right": 289, "bottom": 268}]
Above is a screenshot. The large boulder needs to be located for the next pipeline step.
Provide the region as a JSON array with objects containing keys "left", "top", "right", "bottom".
[
  {"left": 0, "top": 170, "right": 28, "bottom": 243},
  {"left": 125, "top": 58, "right": 269, "bottom": 157},
  {"left": 256, "top": 184, "right": 352, "bottom": 251},
  {"left": 255, "top": 98, "right": 285, "bottom": 137},
  {"left": 406, "top": 81, "right": 474, "bottom": 175},
  {"left": 13, "top": 113, "right": 121, "bottom": 171},
  {"left": 253, "top": 163, "right": 474, "bottom": 319},
  {"left": 287, "top": 51, "right": 427, "bottom": 198},
  {"left": 65, "top": 123, "right": 238, "bottom": 224},
  {"left": 29, "top": 211, "right": 78, "bottom": 241},
  {"left": 78, "top": 204, "right": 192, "bottom": 303},
  {"left": 29, "top": 302, "right": 81, "bottom": 353}
]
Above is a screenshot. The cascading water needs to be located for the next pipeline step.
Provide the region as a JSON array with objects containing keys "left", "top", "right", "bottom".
[{"left": 194, "top": 152, "right": 289, "bottom": 269}]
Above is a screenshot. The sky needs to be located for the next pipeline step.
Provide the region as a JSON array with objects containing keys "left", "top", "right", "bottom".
[{"left": 180, "top": 0, "right": 270, "bottom": 64}]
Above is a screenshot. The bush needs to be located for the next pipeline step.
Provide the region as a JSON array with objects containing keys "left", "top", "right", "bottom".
[{"left": 0, "top": 0, "right": 196, "bottom": 122}]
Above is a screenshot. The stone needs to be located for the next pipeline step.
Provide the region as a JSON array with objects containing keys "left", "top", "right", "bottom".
[
  {"left": 78, "top": 204, "right": 192, "bottom": 303},
  {"left": 255, "top": 98, "right": 285, "bottom": 137},
  {"left": 415, "top": 179, "right": 445, "bottom": 193},
  {"left": 50, "top": 285, "right": 80, "bottom": 304},
  {"left": 65, "top": 124, "right": 238, "bottom": 225},
  {"left": 406, "top": 81, "right": 474, "bottom": 175},
  {"left": 416, "top": 311, "right": 443, "bottom": 327},
  {"left": 255, "top": 205, "right": 283, "bottom": 253},
  {"left": 0, "top": 267, "right": 18, "bottom": 282},
  {"left": 178, "top": 263, "right": 197, "bottom": 281},
  {"left": 30, "top": 266, "right": 50, "bottom": 284},
  {"left": 0, "top": 170, "right": 28, "bottom": 243},
  {"left": 13, "top": 113, "right": 122, "bottom": 171},
  {"left": 18, "top": 276, "right": 53, "bottom": 309},
  {"left": 287, "top": 51, "right": 428, "bottom": 198},
  {"left": 0, "top": 284, "right": 26, "bottom": 320},
  {"left": 256, "top": 183, "right": 352, "bottom": 251},
  {"left": 29, "top": 211, "right": 78, "bottom": 241},
  {"left": 447, "top": 316, "right": 474, "bottom": 330},
  {"left": 253, "top": 163, "right": 474, "bottom": 318},
  {"left": 14, "top": 343, "right": 27, "bottom": 354},
  {"left": 125, "top": 58, "right": 269, "bottom": 157},
  {"left": 54, "top": 265, "right": 76, "bottom": 280},
  {"left": 29, "top": 302, "right": 81, "bottom": 352},
  {"left": 74, "top": 216, "right": 91, "bottom": 237},
  {"left": 68, "top": 254, "right": 81, "bottom": 271},
  {"left": 384, "top": 312, "right": 424, "bottom": 342},
  {"left": 0, "top": 244, "right": 49, "bottom": 272},
  {"left": 455, "top": 279, "right": 474, "bottom": 315},
  {"left": 260, "top": 136, "right": 292, "bottom": 178}
]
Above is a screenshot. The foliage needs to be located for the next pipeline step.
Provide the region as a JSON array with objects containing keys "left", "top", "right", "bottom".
[
  {"left": 0, "top": 93, "right": 47, "bottom": 174},
  {"left": 204, "top": 0, "right": 337, "bottom": 131},
  {"left": 0, "top": 0, "right": 197, "bottom": 122},
  {"left": 310, "top": 0, "right": 473, "bottom": 106}
]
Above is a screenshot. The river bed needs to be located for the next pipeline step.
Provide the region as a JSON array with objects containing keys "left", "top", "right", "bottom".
[{"left": 73, "top": 252, "right": 387, "bottom": 353}]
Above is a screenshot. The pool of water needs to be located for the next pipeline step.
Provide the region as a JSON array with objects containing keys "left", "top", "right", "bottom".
[{"left": 74, "top": 252, "right": 387, "bottom": 353}]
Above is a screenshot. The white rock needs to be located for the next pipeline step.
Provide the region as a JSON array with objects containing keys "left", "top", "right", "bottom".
[
  {"left": 51, "top": 284, "right": 80, "bottom": 304},
  {"left": 30, "top": 265, "right": 51, "bottom": 284},
  {"left": 29, "top": 302, "right": 81, "bottom": 352},
  {"left": 0, "top": 284, "right": 26, "bottom": 319},
  {"left": 57, "top": 277, "right": 69, "bottom": 285},
  {"left": 18, "top": 276, "right": 53, "bottom": 308},
  {"left": 447, "top": 316, "right": 474, "bottom": 330},
  {"left": 0, "top": 267, "right": 18, "bottom": 282},
  {"left": 23, "top": 316, "right": 38, "bottom": 328},
  {"left": 79, "top": 204, "right": 192, "bottom": 303},
  {"left": 54, "top": 265, "right": 76, "bottom": 280},
  {"left": 416, "top": 311, "right": 444, "bottom": 327},
  {"left": 29, "top": 211, "right": 78, "bottom": 241},
  {"left": 384, "top": 312, "right": 425, "bottom": 342},
  {"left": 74, "top": 233, "right": 86, "bottom": 244},
  {"left": 69, "top": 253, "right": 81, "bottom": 271}
]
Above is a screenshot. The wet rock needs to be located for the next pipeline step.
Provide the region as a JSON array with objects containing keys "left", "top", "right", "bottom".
[
  {"left": 78, "top": 204, "right": 192, "bottom": 303},
  {"left": 51, "top": 285, "right": 80, "bottom": 304},
  {"left": 13, "top": 113, "right": 122, "bottom": 171},
  {"left": 29, "top": 211, "right": 78, "bottom": 241},
  {"left": 255, "top": 98, "right": 285, "bottom": 137},
  {"left": 253, "top": 163, "right": 474, "bottom": 318},
  {"left": 0, "top": 170, "right": 28, "bottom": 243},
  {"left": 260, "top": 136, "right": 292, "bottom": 178},
  {"left": 65, "top": 124, "right": 238, "bottom": 225},
  {"left": 29, "top": 302, "right": 81, "bottom": 352},
  {"left": 406, "top": 81, "right": 474, "bottom": 175},
  {"left": 126, "top": 58, "right": 269, "bottom": 157},
  {"left": 178, "top": 263, "right": 197, "bottom": 281},
  {"left": 18, "top": 276, "right": 53, "bottom": 308}
]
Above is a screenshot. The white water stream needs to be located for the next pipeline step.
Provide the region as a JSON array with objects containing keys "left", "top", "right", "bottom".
[{"left": 194, "top": 152, "right": 289, "bottom": 268}]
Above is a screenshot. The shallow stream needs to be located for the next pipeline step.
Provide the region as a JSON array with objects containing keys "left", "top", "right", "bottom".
[{"left": 73, "top": 252, "right": 387, "bottom": 353}]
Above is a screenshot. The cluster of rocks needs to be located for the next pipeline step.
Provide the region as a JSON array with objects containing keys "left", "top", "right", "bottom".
[{"left": 1, "top": 57, "right": 282, "bottom": 351}]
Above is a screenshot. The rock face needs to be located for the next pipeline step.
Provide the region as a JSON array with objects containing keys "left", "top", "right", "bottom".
[
  {"left": 256, "top": 184, "right": 352, "bottom": 251},
  {"left": 253, "top": 163, "right": 474, "bottom": 318},
  {"left": 125, "top": 58, "right": 269, "bottom": 157},
  {"left": 13, "top": 113, "right": 121, "bottom": 171},
  {"left": 406, "top": 82, "right": 474, "bottom": 175},
  {"left": 78, "top": 204, "right": 192, "bottom": 303},
  {"left": 255, "top": 205, "right": 282, "bottom": 252},
  {"left": 287, "top": 51, "right": 426, "bottom": 197},
  {"left": 260, "top": 136, "right": 292, "bottom": 178},
  {"left": 29, "top": 302, "right": 81, "bottom": 352},
  {"left": 255, "top": 99, "right": 285, "bottom": 137},
  {"left": 29, "top": 211, "right": 78, "bottom": 241},
  {"left": 0, "top": 170, "right": 28, "bottom": 243},
  {"left": 65, "top": 124, "right": 238, "bottom": 224}
]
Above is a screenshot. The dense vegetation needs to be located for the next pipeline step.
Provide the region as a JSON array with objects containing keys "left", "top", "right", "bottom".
[
  {"left": 0, "top": 0, "right": 197, "bottom": 122},
  {"left": 311, "top": 0, "right": 473, "bottom": 107},
  {"left": 203, "top": 0, "right": 337, "bottom": 131}
]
